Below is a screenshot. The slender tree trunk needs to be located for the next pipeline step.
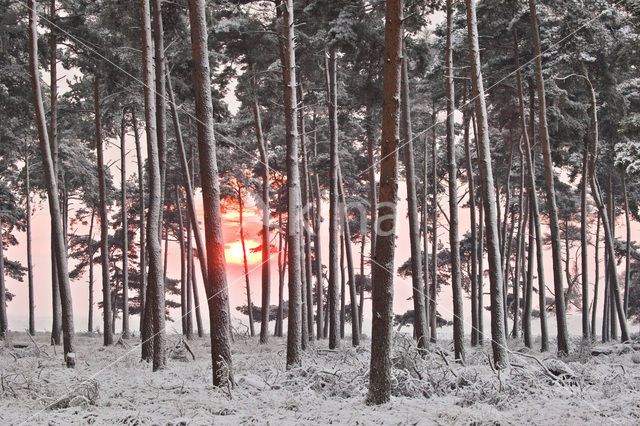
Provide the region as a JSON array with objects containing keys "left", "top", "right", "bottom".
[
  {"left": 188, "top": 0, "right": 234, "bottom": 384},
  {"left": 583, "top": 70, "right": 629, "bottom": 342},
  {"left": 591, "top": 211, "right": 600, "bottom": 339},
  {"left": 185, "top": 214, "right": 194, "bottom": 338},
  {"left": 400, "top": 41, "right": 428, "bottom": 350},
  {"left": 608, "top": 176, "right": 617, "bottom": 340},
  {"left": 190, "top": 248, "right": 204, "bottom": 338},
  {"left": 580, "top": 135, "right": 590, "bottom": 339},
  {"left": 465, "top": 0, "right": 508, "bottom": 367},
  {"left": 313, "top": 112, "right": 324, "bottom": 340},
  {"left": 528, "top": 0, "right": 569, "bottom": 355},
  {"left": 252, "top": 92, "right": 272, "bottom": 344},
  {"left": 152, "top": 0, "right": 167, "bottom": 217},
  {"left": 445, "top": 2, "right": 464, "bottom": 360},
  {"left": 338, "top": 164, "right": 361, "bottom": 346},
  {"left": 340, "top": 233, "right": 346, "bottom": 339},
  {"left": 132, "top": 110, "right": 146, "bottom": 336},
  {"left": 430, "top": 105, "right": 438, "bottom": 344},
  {"left": 177, "top": 187, "right": 187, "bottom": 335},
  {"left": 503, "top": 199, "right": 515, "bottom": 335},
  {"left": 95, "top": 77, "right": 113, "bottom": 346},
  {"left": 120, "top": 110, "right": 130, "bottom": 339},
  {"left": 513, "top": 32, "right": 548, "bottom": 351},
  {"left": 48, "top": 0, "right": 62, "bottom": 347},
  {"left": 423, "top": 136, "right": 431, "bottom": 342},
  {"left": 238, "top": 188, "right": 255, "bottom": 336},
  {"left": 140, "top": 0, "right": 164, "bottom": 367},
  {"left": 512, "top": 146, "right": 526, "bottom": 339},
  {"left": 326, "top": 48, "right": 340, "bottom": 350},
  {"left": 367, "top": 0, "right": 402, "bottom": 405},
  {"left": 366, "top": 105, "right": 377, "bottom": 334},
  {"left": 25, "top": 145, "right": 36, "bottom": 336},
  {"left": 463, "top": 87, "right": 478, "bottom": 346},
  {"left": 622, "top": 173, "right": 631, "bottom": 316},
  {"left": 523, "top": 195, "right": 535, "bottom": 347},
  {"left": 28, "top": 0, "right": 75, "bottom": 366}
]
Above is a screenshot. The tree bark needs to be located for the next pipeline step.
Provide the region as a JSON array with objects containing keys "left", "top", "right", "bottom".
[
  {"left": 238, "top": 186, "right": 255, "bottom": 336},
  {"left": 176, "top": 187, "right": 187, "bottom": 335},
  {"left": 338, "top": 164, "right": 361, "bottom": 346},
  {"left": 528, "top": 0, "right": 569, "bottom": 355},
  {"left": 445, "top": 0, "right": 464, "bottom": 360},
  {"left": 25, "top": 143, "right": 36, "bottom": 336},
  {"left": 366, "top": 105, "right": 377, "bottom": 333},
  {"left": 581, "top": 136, "right": 590, "bottom": 339},
  {"left": 591, "top": 211, "right": 600, "bottom": 339},
  {"left": 367, "top": 0, "right": 402, "bottom": 405},
  {"left": 140, "top": 0, "right": 165, "bottom": 367},
  {"left": 340, "top": 233, "right": 346, "bottom": 339},
  {"left": 463, "top": 86, "right": 478, "bottom": 347},
  {"left": 400, "top": 41, "right": 428, "bottom": 350},
  {"left": 430, "top": 105, "right": 438, "bottom": 344},
  {"left": 95, "top": 77, "right": 113, "bottom": 346},
  {"left": 465, "top": 0, "right": 508, "bottom": 367},
  {"left": 28, "top": 0, "right": 75, "bottom": 366},
  {"left": 0, "top": 218, "right": 6, "bottom": 338},
  {"left": 252, "top": 91, "right": 272, "bottom": 344},
  {"left": 188, "top": 0, "right": 234, "bottom": 384},
  {"left": 622, "top": 173, "right": 631, "bottom": 316},
  {"left": 120, "top": 109, "right": 130, "bottom": 339},
  {"left": 132, "top": 109, "right": 146, "bottom": 336},
  {"left": 152, "top": 0, "right": 167, "bottom": 217}
]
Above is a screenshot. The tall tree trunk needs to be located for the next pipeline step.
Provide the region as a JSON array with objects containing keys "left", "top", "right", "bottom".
[
  {"left": 238, "top": 187, "right": 255, "bottom": 337},
  {"left": 423, "top": 136, "right": 431, "bottom": 342},
  {"left": 132, "top": 109, "right": 146, "bottom": 336},
  {"left": 177, "top": 187, "right": 187, "bottom": 335},
  {"left": 583, "top": 70, "right": 629, "bottom": 342},
  {"left": 338, "top": 164, "right": 361, "bottom": 346},
  {"left": 188, "top": 0, "right": 234, "bottom": 384},
  {"left": 121, "top": 109, "right": 130, "bottom": 339},
  {"left": 622, "top": 173, "right": 631, "bottom": 316},
  {"left": 607, "top": 176, "right": 617, "bottom": 340},
  {"left": 512, "top": 146, "right": 526, "bottom": 339},
  {"left": 140, "top": 0, "right": 165, "bottom": 367},
  {"left": 340, "top": 233, "right": 346, "bottom": 339},
  {"left": 465, "top": 0, "right": 508, "bottom": 367},
  {"left": 185, "top": 214, "right": 194, "bottom": 338},
  {"left": 297, "top": 86, "right": 314, "bottom": 341},
  {"left": 513, "top": 32, "right": 548, "bottom": 351},
  {"left": 28, "top": 0, "right": 75, "bottom": 366},
  {"left": 25, "top": 144, "right": 36, "bottom": 336},
  {"left": 463, "top": 87, "right": 478, "bottom": 347},
  {"left": 152, "top": 0, "right": 167, "bottom": 218},
  {"left": 400, "top": 41, "right": 428, "bottom": 350},
  {"left": 366, "top": 105, "right": 377, "bottom": 333},
  {"left": 591, "top": 211, "right": 600, "bottom": 339},
  {"left": 523, "top": 195, "right": 535, "bottom": 347},
  {"left": 580, "top": 135, "right": 590, "bottom": 339},
  {"left": 327, "top": 48, "right": 340, "bottom": 350},
  {"left": 190, "top": 248, "right": 204, "bottom": 338},
  {"left": 312, "top": 120, "right": 324, "bottom": 339},
  {"left": 430, "top": 105, "right": 438, "bottom": 344},
  {"left": 252, "top": 92, "right": 272, "bottom": 344},
  {"left": 528, "top": 0, "right": 569, "bottom": 355},
  {"left": 95, "top": 77, "right": 113, "bottom": 346},
  {"left": 367, "top": 0, "right": 402, "bottom": 405},
  {"left": 48, "top": 0, "right": 62, "bottom": 347},
  {"left": 445, "top": 1, "right": 464, "bottom": 360},
  {"left": 166, "top": 71, "right": 209, "bottom": 291}
]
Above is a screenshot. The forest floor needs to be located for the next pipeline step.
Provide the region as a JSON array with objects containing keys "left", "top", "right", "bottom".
[{"left": 1, "top": 331, "right": 640, "bottom": 425}]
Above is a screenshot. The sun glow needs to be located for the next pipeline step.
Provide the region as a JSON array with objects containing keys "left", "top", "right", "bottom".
[{"left": 225, "top": 240, "right": 262, "bottom": 266}]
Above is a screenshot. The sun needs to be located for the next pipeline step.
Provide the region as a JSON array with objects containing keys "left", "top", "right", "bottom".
[{"left": 225, "top": 240, "right": 262, "bottom": 266}]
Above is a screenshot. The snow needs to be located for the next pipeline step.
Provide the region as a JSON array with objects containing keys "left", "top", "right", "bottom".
[{"left": 2, "top": 331, "right": 640, "bottom": 424}]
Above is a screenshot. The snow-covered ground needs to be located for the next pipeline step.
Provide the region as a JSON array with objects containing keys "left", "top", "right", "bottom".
[{"left": 2, "top": 331, "right": 640, "bottom": 425}]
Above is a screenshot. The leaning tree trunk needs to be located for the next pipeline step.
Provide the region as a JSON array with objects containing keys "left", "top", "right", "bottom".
[
  {"left": 327, "top": 48, "right": 340, "bottom": 350},
  {"left": 95, "top": 77, "right": 113, "bottom": 346},
  {"left": 367, "top": 0, "right": 402, "bottom": 405},
  {"left": 252, "top": 92, "right": 272, "bottom": 344},
  {"left": 528, "top": 0, "right": 569, "bottom": 355},
  {"left": 582, "top": 70, "right": 629, "bottom": 342},
  {"left": 338, "top": 163, "right": 361, "bottom": 346},
  {"left": 188, "top": 0, "right": 234, "bottom": 385},
  {"left": 465, "top": 0, "right": 508, "bottom": 367},
  {"left": 120, "top": 109, "right": 130, "bottom": 339},
  {"left": 28, "top": 0, "right": 75, "bottom": 366},
  {"left": 238, "top": 188, "right": 255, "bottom": 337},
  {"left": 400, "top": 41, "right": 428, "bottom": 350},
  {"left": 132, "top": 109, "right": 147, "bottom": 336},
  {"left": 25, "top": 143, "right": 36, "bottom": 336},
  {"left": 140, "top": 0, "right": 165, "bottom": 367},
  {"left": 513, "top": 32, "right": 548, "bottom": 351},
  {"left": 445, "top": 0, "right": 464, "bottom": 361}
]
